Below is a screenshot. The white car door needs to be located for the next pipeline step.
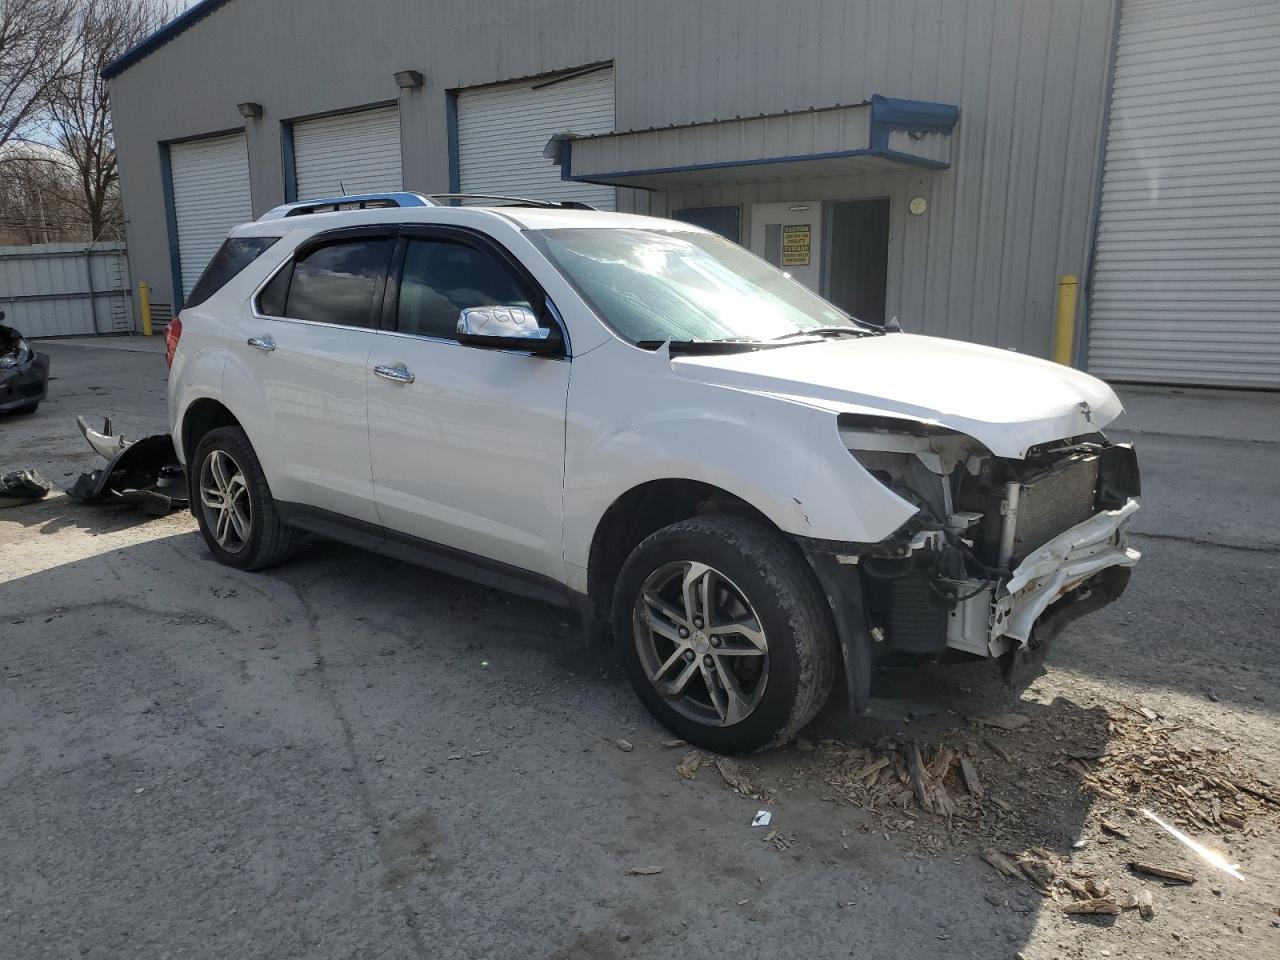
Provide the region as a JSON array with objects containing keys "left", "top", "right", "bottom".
[
  {"left": 366, "top": 226, "right": 570, "bottom": 583},
  {"left": 241, "top": 227, "right": 395, "bottom": 524}
]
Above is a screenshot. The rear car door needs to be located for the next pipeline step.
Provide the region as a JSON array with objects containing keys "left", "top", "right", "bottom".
[
  {"left": 242, "top": 226, "right": 394, "bottom": 524},
  {"left": 366, "top": 225, "right": 571, "bottom": 582}
]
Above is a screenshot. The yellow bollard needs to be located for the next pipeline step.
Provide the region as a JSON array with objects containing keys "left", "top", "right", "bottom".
[
  {"left": 1053, "top": 274, "right": 1079, "bottom": 366},
  {"left": 139, "top": 281, "right": 153, "bottom": 336}
]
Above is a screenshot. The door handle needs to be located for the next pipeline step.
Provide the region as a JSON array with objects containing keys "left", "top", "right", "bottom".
[
  {"left": 373, "top": 363, "right": 415, "bottom": 384},
  {"left": 247, "top": 335, "right": 276, "bottom": 352}
]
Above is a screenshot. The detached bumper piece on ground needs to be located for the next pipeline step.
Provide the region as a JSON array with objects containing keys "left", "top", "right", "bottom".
[
  {"left": 68, "top": 416, "right": 187, "bottom": 516},
  {"left": 0, "top": 318, "right": 50, "bottom": 415}
]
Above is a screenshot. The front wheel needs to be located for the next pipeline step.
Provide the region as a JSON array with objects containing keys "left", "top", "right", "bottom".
[{"left": 612, "top": 515, "right": 836, "bottom": 753}]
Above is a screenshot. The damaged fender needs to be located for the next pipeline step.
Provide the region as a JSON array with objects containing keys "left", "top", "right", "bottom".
[{"left": 69, "top": 417, "right": 187, "bottom": 515}]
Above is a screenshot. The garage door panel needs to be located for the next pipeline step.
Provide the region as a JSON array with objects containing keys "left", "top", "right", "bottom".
[
  {"left": 170, "top": 132, "right": 252, "bottom": 300},
  {"left": 293, "top": 106, "right": 402, "bottom": 200},
  {"left": 456, "top": 67, "right": 615, "bottom": 210},
  {"left": 1088, "top": 0, "right": 1280, "bottom": 387}
]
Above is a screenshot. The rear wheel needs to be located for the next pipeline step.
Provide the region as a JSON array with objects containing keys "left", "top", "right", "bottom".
[
  {"left": 612, "top": 515, "right": 835, "bottom": 753},
  {"left": 192, "top": 426, "right": 299, "bottom": 570}
]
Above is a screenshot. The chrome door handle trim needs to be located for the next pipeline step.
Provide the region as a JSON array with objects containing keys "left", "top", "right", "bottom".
[
  {"left": 373, "top": 363, "right": 415, "bottom": 384},
  {"left": 247, "top": 335, "right": 276, "bottom": 352}
]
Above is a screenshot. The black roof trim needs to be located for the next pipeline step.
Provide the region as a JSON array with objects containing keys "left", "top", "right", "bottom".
[{"left": 100, "top": 0, "right": 233, "bottom": 80}]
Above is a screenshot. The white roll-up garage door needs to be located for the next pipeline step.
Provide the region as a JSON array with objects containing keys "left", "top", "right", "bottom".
[
  {"left": 1088, "top": 0, "right": 1280, "bottom": 387},
  {"left": 293, "top": 105, "right": 402, "bottom": 200},
  {"left": 170, "top": 132, "right": 252, "bottom": 300},
  {"left": 457, "top": 66, "right": 615, "bottom": 210}
]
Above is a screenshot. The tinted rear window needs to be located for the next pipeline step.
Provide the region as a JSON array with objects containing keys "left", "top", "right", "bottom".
[
  {"left": 283, "top": 238, "right": 394, "bottom": 328},
  {"left": 185, "top": 237, "right": 280, "bottom": 309}
]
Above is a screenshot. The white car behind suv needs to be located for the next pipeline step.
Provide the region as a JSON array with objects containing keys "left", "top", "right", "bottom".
[{"left": 166, "top": 191, "right": 1141, "bottom": 752}]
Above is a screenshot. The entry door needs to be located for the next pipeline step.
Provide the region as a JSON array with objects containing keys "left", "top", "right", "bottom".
[
  {"left": 367, "top": 229, "right": 570, "bottom": 582},
  {"left": 749, "top": 202, "right": 823, "bottom": 293}
]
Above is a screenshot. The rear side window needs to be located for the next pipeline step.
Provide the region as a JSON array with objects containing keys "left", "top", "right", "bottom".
[
  {"left": 280, "top": 238, "right": 394, "bottom": 328},
  {"left": 185, "top": 237, "right": 280, "bottom": 309}
]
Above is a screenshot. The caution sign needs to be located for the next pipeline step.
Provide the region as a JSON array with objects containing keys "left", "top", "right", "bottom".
[{"left": 781, "top": 224, "right": 811, "bottom": 266}]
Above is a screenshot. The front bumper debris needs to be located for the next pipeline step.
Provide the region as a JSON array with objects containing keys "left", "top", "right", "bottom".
[
  {"left": 991, "top": 497, "right": 1141, "bottom": 652},
  {"left": 68, "top": 416, "right": 187, "bottom": 515}
]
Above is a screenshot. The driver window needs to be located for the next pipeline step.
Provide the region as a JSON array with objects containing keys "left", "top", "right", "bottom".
[{"left": 397, "top": 239, "right": 534, "bottom": 339}]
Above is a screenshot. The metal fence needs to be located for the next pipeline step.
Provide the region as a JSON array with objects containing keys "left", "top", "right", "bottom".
[{"left": 0, "top": 242, "right": 135, "bottom": 338}]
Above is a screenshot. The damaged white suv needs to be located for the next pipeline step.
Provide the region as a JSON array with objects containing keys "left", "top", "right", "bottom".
[{"left": 167, "top": 192, "right": 1141, "bottom": 753}]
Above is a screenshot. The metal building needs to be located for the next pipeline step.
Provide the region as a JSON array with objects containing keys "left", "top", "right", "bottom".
[{"left": 102, "top": 0, "right": 1280, "bottom": 387}]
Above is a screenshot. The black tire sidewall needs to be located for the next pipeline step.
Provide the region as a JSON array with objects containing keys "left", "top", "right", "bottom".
[
  {"left": 613, "top": 517, "right": 825, "bottom": 754},
  {"left": 191, "top": 427, "right": 271, "bottom": 570}
]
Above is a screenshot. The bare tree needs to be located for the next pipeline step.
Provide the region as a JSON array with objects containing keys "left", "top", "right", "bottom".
[
  {"left": 48, "top": 0, "right": 165, "bottom": 240},
  {"left": 0, "top": 0, "right": 79, "bottom": 149}
]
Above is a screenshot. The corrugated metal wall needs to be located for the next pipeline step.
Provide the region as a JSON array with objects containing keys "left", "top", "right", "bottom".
[
  {"left": 1088, "top": 0, "right": 1280, "bottom": 387},
  {"left": 108, "top": 0, "right": 1119, "bottom": 357},
  {"left": 0, "top": 243, "right": 134, "bottom": 338}
]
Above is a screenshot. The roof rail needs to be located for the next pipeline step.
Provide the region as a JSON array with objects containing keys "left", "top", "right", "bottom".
[
  {"left": 423, "top": 193, "right": 598, "bottom": 210},
  {"left": 257, "top": 192, "right": 436, "bottom": 221}
]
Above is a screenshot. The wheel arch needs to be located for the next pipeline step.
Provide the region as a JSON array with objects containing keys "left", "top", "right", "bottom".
[{"left": 181, "top": 397, "right": 242, "bottom": 465}]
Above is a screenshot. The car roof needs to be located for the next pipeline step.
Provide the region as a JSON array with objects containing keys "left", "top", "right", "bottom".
[{"left": 230, "top": 203, "right": 705, "bottom": 238}]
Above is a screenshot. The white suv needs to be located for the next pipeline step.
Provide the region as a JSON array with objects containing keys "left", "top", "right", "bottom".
[{"left": 166, "top": 192, "right": 1141, "bottom": 752}]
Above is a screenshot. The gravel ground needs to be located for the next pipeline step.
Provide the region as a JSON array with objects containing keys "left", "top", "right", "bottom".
[{"left": 2, "top": 339, "right": 1278, "bottom": 960}]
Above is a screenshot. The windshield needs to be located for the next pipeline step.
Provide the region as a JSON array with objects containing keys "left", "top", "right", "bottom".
[{"left": 531, "top": 227, "right": 868, "bottom": 344}]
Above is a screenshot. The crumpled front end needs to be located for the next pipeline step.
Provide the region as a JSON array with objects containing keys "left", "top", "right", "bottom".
[
  {"left": 0, "top": 323, "right": 50, "bottom": 413},
  {"left": 804, "top": 415, "right": 1142, "bottom": 701}
]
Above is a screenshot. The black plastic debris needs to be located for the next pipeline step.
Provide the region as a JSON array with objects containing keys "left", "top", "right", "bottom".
[
  {"left": 0, "top": 469, "right": 51, "bottom": 508},
  {"left": 68, "top": 417, "right": 187, "bottom": 515}
]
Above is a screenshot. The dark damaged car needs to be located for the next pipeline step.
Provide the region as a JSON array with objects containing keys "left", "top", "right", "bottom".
[{"left": 0, "top": 313, "right": 50, "bottom": 415}]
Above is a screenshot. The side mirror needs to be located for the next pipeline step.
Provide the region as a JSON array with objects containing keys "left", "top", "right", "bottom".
[
  {"left": 884, "top": 315, "right": 903, "bottom": 333},
  {"left": 456, "top": 305, "right": 561, "bottom": 354}
]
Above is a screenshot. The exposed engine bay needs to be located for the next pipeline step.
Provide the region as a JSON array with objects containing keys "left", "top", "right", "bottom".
[{"left": 836, "top": 414, "right": 1142, "bottom": 691}]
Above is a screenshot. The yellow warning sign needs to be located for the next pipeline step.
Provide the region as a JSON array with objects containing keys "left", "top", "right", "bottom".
[{"left": 781, "top": 224, "right": 811, "bottom": 266}]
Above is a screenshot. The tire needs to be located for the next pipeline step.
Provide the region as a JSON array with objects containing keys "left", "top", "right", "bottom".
[
  {"left": 10, "top": 403, "right": 39, "bottom": 415},
  {"left": 612, "top": 515, "right": 836, "bottom": 753},
  {"left": 191, "top": 425, "right": 299, "bottom": 571}
]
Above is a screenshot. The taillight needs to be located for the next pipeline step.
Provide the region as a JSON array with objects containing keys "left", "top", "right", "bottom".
[{"left": 164, "top": 316, "right": 182, "bottom": 368}]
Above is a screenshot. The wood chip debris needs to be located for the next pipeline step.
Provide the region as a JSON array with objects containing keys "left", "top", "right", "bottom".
[
  {"left": 615, "top": 738, "right": 634, "bottom": 752},
  {"left": 1136, "top": 889, "right": 1155, "bottom": 920},
  {"left": 1063, "top": 897, "right": 1121, "bottom": 916},
  {"left": 959, "top": 755, "right": 984, "bottom": 798},
  {"left": 624, "top": 865, "right": 663, "bottom": 876},
  {"left": 1129, "top": 861, "right": 1195, "bottom": 884},
  {"left": 675, "top": 750, "right": 705, "bottom": 780},
  {"left": 970, "top": 712, "right": 1031, "bottom": 732},
  {"left": 660, "top": 739, "right": 687, "bottom": 749}
]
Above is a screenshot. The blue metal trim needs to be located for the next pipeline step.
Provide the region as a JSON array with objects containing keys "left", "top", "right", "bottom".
[
  {"left": 257, "top": 192, "right": 434, "bottom": 221},
  {"left": 868, "top": 93, "right": 960, "bottom": 150},
  {"left": 565, "top": 146, "right": 949, "bottom": 188},
  {"left": 157, "top": 142, "right": 185, "bottom": 310},
  {"left": 101, "top": 0, "right": 231, "bottom": 80},
  {"left": 445, "top": 90, "right": 460, "bottom": 194},
  {"left": 281, "top": 121, "right": 298, "bottom": 204}
]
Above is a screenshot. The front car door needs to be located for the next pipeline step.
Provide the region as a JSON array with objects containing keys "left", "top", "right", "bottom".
[
  {"left": 366, "top": 225, "right": 571, "bottom": 582},
  {"left": 239, "top": 226, "right": 395, "bottom": 524}
]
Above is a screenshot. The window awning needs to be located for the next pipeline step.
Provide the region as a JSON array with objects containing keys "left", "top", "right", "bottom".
[{"left": 552, "top": 95, "right": 959, "bottom": 191}]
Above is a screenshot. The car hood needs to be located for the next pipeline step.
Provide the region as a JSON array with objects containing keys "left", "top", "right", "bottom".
[{"left": 670, "top": 333, "right": 1122, "bottom": 458}]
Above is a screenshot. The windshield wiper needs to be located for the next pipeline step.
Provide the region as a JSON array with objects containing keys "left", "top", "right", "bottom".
[
  {"left": 635, "top": 338, "right": 783, "bottom": 355},
  {"left": 771, "top": 325, "right": 881, "bottom": 342}
]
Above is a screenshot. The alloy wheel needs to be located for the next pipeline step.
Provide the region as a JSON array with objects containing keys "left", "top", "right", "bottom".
[
  {"left": 199, "top": 449, "right": 251, "bottom": 553},
  {"left": 632, "top": 560, "right": 769, "bottom": 726}
]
